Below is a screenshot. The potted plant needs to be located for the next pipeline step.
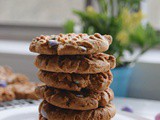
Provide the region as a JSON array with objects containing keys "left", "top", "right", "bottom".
[{"left": 63, "top": 0, "right": 160, "bottom": 97}]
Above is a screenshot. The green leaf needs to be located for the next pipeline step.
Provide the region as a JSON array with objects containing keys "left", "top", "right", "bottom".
[
  {"left": 63, "top": 0, "right": 160, "bottom": 66},
  {"left": 63, "top": 20, "right": 75, "bottom": 33},
  {"left": 98, "top": 0, "right": 108, "bottom": 13}
]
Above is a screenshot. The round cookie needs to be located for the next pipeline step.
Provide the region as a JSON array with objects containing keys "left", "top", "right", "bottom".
[
  {"left": 38, "top": 70, "right": 113, "bottom": 91},
  {"left": 35, "top": 85, "right": 114, "bottom": 110},
  {"left": 35, "top": 53, "right": 116, "bottom": 74},
  {"left": 39, "top": 101, "right": 116, "bottom": 120},
  {"left": 8, "top": 83, "right": 40, "bottom": 100},
  {"left": 30, "top": 33, "right": 112, "bottom": 55}
]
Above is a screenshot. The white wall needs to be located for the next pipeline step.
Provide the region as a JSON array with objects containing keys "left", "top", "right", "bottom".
[
  {"left": 141, "top": 0, "right": 160, "bottom": 30},
  {"left": 0, "top": 0, "right": 84, "bottom": 26}
]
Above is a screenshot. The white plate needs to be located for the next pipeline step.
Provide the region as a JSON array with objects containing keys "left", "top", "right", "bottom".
[{"left": 0, "top": 105, "right": 149, "bottom": 120}]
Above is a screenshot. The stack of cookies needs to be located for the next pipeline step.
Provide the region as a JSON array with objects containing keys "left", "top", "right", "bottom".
[{"left": 29, "top": 33, "right": 116, "bottom": 120}]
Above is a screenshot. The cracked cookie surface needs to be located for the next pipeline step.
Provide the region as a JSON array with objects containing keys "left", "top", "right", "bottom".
[
  {"left": 38, "top": 70, "right": 113, "bottom": 91},
  {"left": 34, "top": 53, "right": 116, "bottom": 74},
  {"left": 35, "top": 85, "right": 114, "bottom": 110},
  {"left": 39, "top": 100, "right": 116, "bottom": 120},
  {"left": 30, "top": 33, "right": 112, "bottom": 55}
]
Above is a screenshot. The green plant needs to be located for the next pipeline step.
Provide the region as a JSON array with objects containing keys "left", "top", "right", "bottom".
[
  {"left": 64, "top": 0, "right": 160, "bottom": 67},
  {"left": 64, "top": 20, "right": 75, "bottom": 33}
]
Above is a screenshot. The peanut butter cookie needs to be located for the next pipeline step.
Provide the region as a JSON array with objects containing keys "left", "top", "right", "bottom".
[
  {"left": 35, "top": 85, "right": 114, "bottom": 110},
  {"left": 30, "top": 33, "right": 112, "bottom": 55},
  {"left": 39, "top": 100, "right": 116, "bottom": 120},
  {"left": 35, "top": 53, "right": 116, "bottom": 74},
  {"left": 38, "top": 70, "right": 113, "bottom": 91}
]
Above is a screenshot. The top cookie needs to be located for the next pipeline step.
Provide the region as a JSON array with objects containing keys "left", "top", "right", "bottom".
[{"left": 29, "top": 33, "right": 112, "bottom": 55}]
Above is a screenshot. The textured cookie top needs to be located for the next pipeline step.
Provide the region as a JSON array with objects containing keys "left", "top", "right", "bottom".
[
  {"left": 29, "top": 33, "right": 112, "bottom": 55},
  {"left": 39, "top": 100, "right": 116, "bottom": 120},
  {"left": 35, "top": 85, "right": 114, "bottom": 110},
  {"left": 35, "top": 53, "right": 116, "bottom": 74}
]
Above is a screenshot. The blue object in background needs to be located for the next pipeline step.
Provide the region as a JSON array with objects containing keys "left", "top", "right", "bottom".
[{"left": 110, "top": 65, "right": 134, "bottom": 97}]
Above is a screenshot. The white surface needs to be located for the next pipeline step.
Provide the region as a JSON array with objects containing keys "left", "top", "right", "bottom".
[
  {"left": 0, "top": 98, "right": 159, "bottom": 120},
  {"left": 114, "top": 97, "right": 160, "bottom": 120},
  {"left": 114, "top": 111, "right": 150, "bottom": 120},
  {"left": 0, "top": 105, "right": 149, "bottom": 120},
  {"left": 0, "top": 106, "right": 38, "bottom": 120},
  {"left": 137, "top": 49, "right": 160, "bottom": 63}
]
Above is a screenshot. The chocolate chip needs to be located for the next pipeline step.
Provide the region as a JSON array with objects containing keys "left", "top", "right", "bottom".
[{"left": 48, "top": 40, "right": 59, "bottom": 47}]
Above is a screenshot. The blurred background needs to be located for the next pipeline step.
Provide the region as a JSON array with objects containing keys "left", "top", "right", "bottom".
[{"left": 0, "top": 0, "right": 160, "bottom": 100}]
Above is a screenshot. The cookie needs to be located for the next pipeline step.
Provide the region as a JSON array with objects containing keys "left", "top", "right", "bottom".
[
  {"left": 35, "top": 85, "right": 114, "bottom": 110},
  {"left": 8, "top": 83, "right": 40, "bottom": 100},
  {"left": 35, "top": 53, "right": 116, "bottom": 74},
  {"left": 30, "top": 33, "right": 112, "bottom": 55},
  {"left": 7, "top": 73, "right": 30, "bottom": 85},
  {"left": 38, "top": 70, "right": 113, "bottom": 91},
  {"left": 0, "top": 66, "right": 30, "bottom": 85},
  {"left": 0, "top": 66, "right": 13, "bottom": 82},
  {"left": 39, "top": 101, "right": 116, "bottom": 120},
  {"left": 0, "top": 87, "right": 15, "bottom": 102},
  {"left": 0, "top": 66, "right": 43, "bottom": 101}
]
